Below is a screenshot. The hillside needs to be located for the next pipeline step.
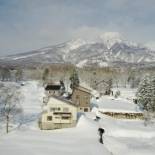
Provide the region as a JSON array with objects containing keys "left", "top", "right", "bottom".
[{"left": 0, "top": 33, "right": 155, "bottom": 68}]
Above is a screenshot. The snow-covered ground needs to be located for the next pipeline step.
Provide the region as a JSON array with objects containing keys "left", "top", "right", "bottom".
[
  {"left": 92, "top": 96, "right": 140, "bottom": 113},
  {"left": 0, "top": 81, "right": 155, "bottom": 155},
  {"left": 20, "top": 81, "right": 44, "bottom": 129}
]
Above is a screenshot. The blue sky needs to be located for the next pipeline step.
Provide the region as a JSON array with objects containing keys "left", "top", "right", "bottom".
[{"left": 0, "top": 0, "right": 155, "bottom": 56}]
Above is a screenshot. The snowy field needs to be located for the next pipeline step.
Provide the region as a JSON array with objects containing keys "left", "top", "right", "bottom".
[{"left": 0, "top": 81, "right": 155, "bottom": 155}]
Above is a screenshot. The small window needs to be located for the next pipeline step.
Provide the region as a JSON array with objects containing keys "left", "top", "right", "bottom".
[
  {"left": 62, "top": 116, "right": 70, "bottom": 120},
  {"left": 47, "top": 116, "right": 52, "bottom": 121},
  {"left": 84, "top": 108, "right": 88, "bottom": 112},
  {"left": 50, "top": 107, "right": 61, "bottom": 112},
  {"left": 76, "top": 95, "right": 79, "bottom": 99}
]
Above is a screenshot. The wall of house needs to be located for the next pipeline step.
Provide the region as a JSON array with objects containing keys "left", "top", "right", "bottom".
[
  {"left": 40, "top": 97, "right": 77, "bottom": 130},
  {"left": 72, "top": 89, "right": 91, "bottom": 108},
  {"left": 77, "top": 107, "right": 90, "bottom": 112}
]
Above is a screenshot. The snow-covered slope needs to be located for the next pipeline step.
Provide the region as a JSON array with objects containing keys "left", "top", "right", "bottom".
[{"left": 1, "top": 32, "right": 155, "bottom": 67}]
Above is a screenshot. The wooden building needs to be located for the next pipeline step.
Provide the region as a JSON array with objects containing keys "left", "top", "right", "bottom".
[
  {"left": 71, "top": 86, "right": 91, "bottom": 112},
  {"left": 39, "top": 96, "right": 77, "bottom": 130}
]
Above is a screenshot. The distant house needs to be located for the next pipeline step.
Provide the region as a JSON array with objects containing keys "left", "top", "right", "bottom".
[
  {"left": 95, "top": 79, "right": 112, "bottom": 96},
  {"left": 39, "top": 96, "right": 77, "bottom": 130},
  {"left": 45, "top": 84, "right": 61, "bottom": 96},
  {"left": 45, "top": 81, "right": 65, "bottom": 97},
  {"left": 71, "top": 86, "right": 91, "bottom": 112}
]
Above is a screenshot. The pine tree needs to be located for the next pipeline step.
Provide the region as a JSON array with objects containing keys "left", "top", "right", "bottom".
[
  {"left": 69, "top": 69, "right": 79, "bottom": 91},
  {"left": 42, "top": 68, "right": 49, "bottom": 82},
  {"left": 136, "top": 75, "right": 155, "bottom": 112},
  {"left": 148, "top": 76, "right": 155, "bottom": 112}
]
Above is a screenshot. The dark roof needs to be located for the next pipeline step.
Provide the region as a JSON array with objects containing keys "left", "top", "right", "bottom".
[{"left": 45, "top": 85, "right": 61, "bottom": 91}]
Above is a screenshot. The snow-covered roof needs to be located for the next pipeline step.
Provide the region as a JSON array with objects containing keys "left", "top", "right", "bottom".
[
  {"left": 76, "top": 85, "right": 91, "bottom": 94},
  {"left": 49, "top": 96, "right": 78, "bottom": 107}
]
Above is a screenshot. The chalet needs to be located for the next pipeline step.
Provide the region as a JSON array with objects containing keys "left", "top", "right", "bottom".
[
  {"left": 44, "top": 81, "right": 65, "bottom": 97},
  {"left": 39, "top": 96, "right": 77, "bottom": 130},
  {"left": 71, "top": 86, "right": 91, "bottom": 112}
]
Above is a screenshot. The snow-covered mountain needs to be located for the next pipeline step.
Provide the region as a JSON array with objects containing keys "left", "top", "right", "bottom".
[{"left": 1, "top": 33, "right": 155, "bottom": 68}]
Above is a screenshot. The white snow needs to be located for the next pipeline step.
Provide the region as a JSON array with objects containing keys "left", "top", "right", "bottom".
[
  {"left": 12, "top": 53, "right": 40, "bottom": 60},
  {"left": 66, "top": 38, "right": 87, "bottom": 51},
  {"left": 99, "top": 32, "right": 123, "bottom": 49},
  {"left": 99, "top": 61, "right": 108, "bottom": 67},
  {"left": 0, "top": 82, "right": 155, "bottom": 155},
  {"left": 76, "top": 59, "right": 88, "bottom": 68},
  {"left": 137, "top": 56, "right": 144, "bottom": 63},
  {"left": 114, "top": 50, "right": 121, "bottom": 58},
  {"left": 20, "top": 81, "right": 45, "bottom": 128}
]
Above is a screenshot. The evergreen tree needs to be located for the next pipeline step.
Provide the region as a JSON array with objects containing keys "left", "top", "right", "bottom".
[
  {"left": 69, "top": 69, "right": 79, "bottom": 91},
  {"left": 60, "top": 80, "right": 65, "bottom": 95},
  {"left": 148, "top": 76, "right": 155, "bottom": 112},
  {"left": 42, "top": 68, "right": 49, "bottom": 82},
  {"left": 136, "top": 75, "right": 155, "bottom": 112}
]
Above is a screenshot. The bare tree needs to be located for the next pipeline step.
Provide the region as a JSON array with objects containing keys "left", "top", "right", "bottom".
[
  {"left": 0, "top": 68, "right": 11, "bottom": 81},
  {"left": 0, "top": 83, "right": 22, "bottom": 133}
]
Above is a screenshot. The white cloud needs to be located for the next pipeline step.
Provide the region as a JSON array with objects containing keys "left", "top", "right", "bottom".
[
  {"left": 145, "top": 42, "right": 155, "bottom": 50},
  {"left": 0, "top": 0, "right": 155, "bottom": 56}
]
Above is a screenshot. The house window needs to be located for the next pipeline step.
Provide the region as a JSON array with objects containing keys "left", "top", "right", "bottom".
[
  {"left": 76, "top": 95, "right": 79, "bottom": 99},
  {"left": 50, "top": 107, "right": 61, "bottom": 112},
  {"left": 63, "top": 107, "right": 69, "bottom": 112},
  {"left": 62, "top": 116, "right": 70, "bottom": 120},
  {"left": 47, "top": 116, "right": 52, "bottom": 121},
  {"left": 84, "top": 108, "right": 88, "bottom": 112}
]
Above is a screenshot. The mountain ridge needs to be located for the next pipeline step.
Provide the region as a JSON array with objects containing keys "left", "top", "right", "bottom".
[{"left": 0, "top": 33, "right": 155, "bottom": 68}]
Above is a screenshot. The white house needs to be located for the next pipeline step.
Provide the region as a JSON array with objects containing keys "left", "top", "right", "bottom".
[{"left": 39, "top": 96, "right": 77, "bottom": 130}]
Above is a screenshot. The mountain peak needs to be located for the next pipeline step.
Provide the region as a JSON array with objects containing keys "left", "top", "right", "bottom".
[
  {"left": 98, "top": 32, "right": 123, "bottom": 49},
  {"left": 66, "top": 38, "right": 88, "bottom": 50}
]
